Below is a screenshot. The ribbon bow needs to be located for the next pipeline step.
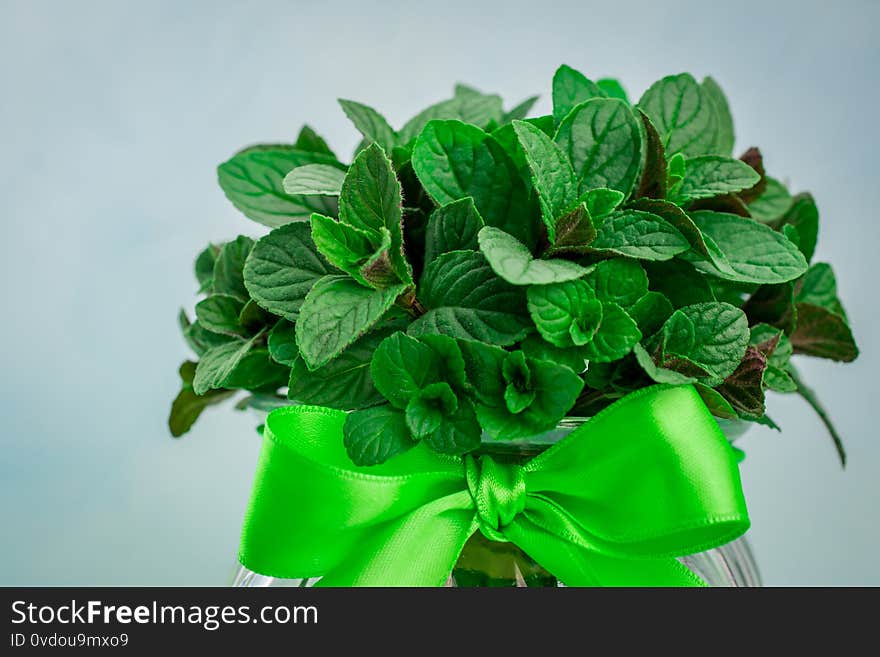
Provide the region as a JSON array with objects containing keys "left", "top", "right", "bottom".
[{"left": 239, "top": 385, "right": 749, "bottom": 586}]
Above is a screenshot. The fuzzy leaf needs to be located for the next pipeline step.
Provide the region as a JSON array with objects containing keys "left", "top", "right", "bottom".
[
  {"left": 779, "top": 193, "right": 819, "bottom": 263},
  {"left": 283, "top": 164, "right": 347, "bottom": 196},
  {"left": 677, "top": 156, "right": 760, "bottom": 201},
  {"left": 423, "top": 198, "right": 484, "bottom": 263},
  {"left": 637, "top": 73, "right": 720, "bottom": 157},
  {"left": 343, "top": 405, "right": 416, "bottom": 466},
  {"left": 701, "top": 77, "right": 735, "bottom": 156},
  {"left": 195, "top": 294, "right": 246, "bottom": 337},
  {"left": 371, "top": 332, "right": 441, "bottom": 409},
  {"left": 213, "top": 235, "right": 254, "bottom": 301},
  {"left": 193, "top": 336, "right": 258, "bottom": 395},
  {"left": 478, "top": 227, "right": 591, "bottom": 285},
  {"left": 338, "top": 99, "right": 398, "bottom": 154},
  {"left": 790, "top": 303, "right": 858, "bottom": 362},
  {"left": 552, "top": 64, "right": 605, "bottom": 125},
  {"left": 747, "top": 177, "right": 792, "bottom": 224},
  {"left": 716, "top": 346, "right": 768, "bottom": 417},
  {"left": 267, "top": 320, "right": 298, "bottom": 366},
  {"left": 590, "top": 210, "right": 689, "bottom": 261},
  {"left": 583, "top": 259, "right": 648, "bottom": 309},
  {"left": 581, "top": 302, "right": 642, "bottom": 362},
  {"left": 526, "top": 280, "right": 602, "bottom": 348}
]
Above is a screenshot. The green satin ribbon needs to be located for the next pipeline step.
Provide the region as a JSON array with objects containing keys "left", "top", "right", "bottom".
[{"left": 239, "top": 384, "right": 749, "bottom": 586}]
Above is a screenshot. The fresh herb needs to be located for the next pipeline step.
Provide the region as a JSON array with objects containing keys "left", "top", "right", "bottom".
[{"left": 171, "top": 66, "right": 858, "bottom": 467}]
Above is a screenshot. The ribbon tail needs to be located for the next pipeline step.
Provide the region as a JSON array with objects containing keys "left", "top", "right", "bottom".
[{"left": 506, "top": 523, "right": 705, "bottom": 587}]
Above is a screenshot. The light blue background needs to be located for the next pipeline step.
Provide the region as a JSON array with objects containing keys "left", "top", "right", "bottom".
[{"left": 1, "top": 0, "right": 877, "bottom": 585}]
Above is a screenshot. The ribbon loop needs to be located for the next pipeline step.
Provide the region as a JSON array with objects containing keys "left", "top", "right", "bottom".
[{"left": 465, "top": 455, "right": 527, "bottom": 542}]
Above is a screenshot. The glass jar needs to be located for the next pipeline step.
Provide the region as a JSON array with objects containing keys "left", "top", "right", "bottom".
[{"left": 233, "top": 406, "right": 761, "bottom": 587}]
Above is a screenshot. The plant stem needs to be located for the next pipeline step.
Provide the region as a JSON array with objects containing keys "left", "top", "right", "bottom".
[{"left": 790, "top": 368, "right": 846, "bottom": 468}]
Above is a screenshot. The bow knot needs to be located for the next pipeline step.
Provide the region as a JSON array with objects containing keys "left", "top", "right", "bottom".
[{"left": 465, "top": 455, "right": 526, "bottom": 542}]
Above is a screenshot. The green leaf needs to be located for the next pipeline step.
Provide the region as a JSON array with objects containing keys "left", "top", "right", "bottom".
[
  {"left": 370, "top": 332, "right": 440, "bottom": 408},
  {"left": 423, "top": 198, "right": 484, "bottom": 263},
  {"left": 796, "top": 263, "right": 845, "bottom": 316},
  {"left": 779, "top": 193, "right": 819, "bottom": 263},
  {"left": 408, "top": 250, "right": 531, "bottom": 345},
  {"left": 693, "top": 382, "right": 738, "bottom": 419},
  {"left": 513, "top": 120, "right": 579, "bottom": 240},
  {"left": 677, "top": 156, "right": 760, "bottom": 201},
  {"left": 412, "top": 120, "right": 537, "bottom": 247},
  {"left": 581, "top": 302, "right": 642, "bottom": 362},
  {"left": 503, "top": 95, "right": 540, "bottom": 122},
  {"left": 222, "top": 348, "right": 289, "bottom": 390},
  {"left": 688, "top": 210, "right": 808, "bottom": 283},
  {"left": 478, "top": 227, "right": 591, "bottom": 285},
  {"left": 549, "top": 204, "right": 597, "bottom": 255},
  {"left": 343, "top": 405, "right": 416, "bottom": 466},
  {"left": 195, "top": 294, "right": 246, "bottom": 337},
  {"left": 238, "top": 299, "right": 273, "bottom": 333},
  {"left": 399, "top": 92, "right": 503, "bottom": 146},
  {"left": 747, "top": 177, "right": 792, "bottom": 224},
  {"left": 552, "top": 65, "right": 605, "bottom": 126},
  {"left": 583, "top": 259, "right": 648, "bottom": 309},
  {"left": 644, "top": 259, "right": 715, "bottom": 308},
  {"left": 405, "top": 382, "right": 459, "bottom": 439},
  {"left": 519, "top": 334, "right": 587, "bottom": 373},
  {"left": 526, "top": 280, "right": 602, "bottom": 348},
  {"left": 790, "top": 303, "right": 858, "bottom": 362},
  {"left": 597, "top": 78, "right": 629, "bottom": 103},
  {"left": 283, "top": 164, "right": 347, "bottom": 196},
  {"left": 338, "top": 99, "right": 398, "bottom": 154},
  {"left": 627, "top": 198, "right": 720, "bottom": 263},
  {"left": 715, "top": 346, "right": 768, "bottom": 417},
  {"left": 267, "top": 320, "right": 298, "bottom": 366},
  {"left": 638, "top": 73, "right": 720, "bottom": 157},
  {"left": 194, "top": 244, "right": 218, "bottom": 293},
  {"left": 338, "top": 143, "right": 411, "bottom": 285},
  {"left": 310, "top": 213, "right": 391, "bottom": 288},
  {"left": 180, "top": 310, "right": 233, "bottom": 356},
  {"left": 554, "top": 98, "right": 642, "bottom": 198},
  {"left": 422, "top": 400, "right": 482, "bottom": 455},
  {"left": 193, "top": 335, "right": 258, "bottom": 395},
  {"left": 288, "top": 329, "right": 389, "bottom": 409},
  {"left": 296, "top": 275, "right": 408, "bottom": 369},
  {"left": 633, "top": 343, "right": 698, "bottom": 385},
  {"left": 628, "top": 291, "right": 674, "bottom": 337},
  {"left": 169, "top": 361, "right": 236, "bottom": 438},
  {"left": 218, "top": 146, "right": 341, "bottom": 227},
  {"left": 582, "top": 188, "right": 624, "bottom": 219},
  {"left": 589, "top": 210, "right": 689, "bottom": 260},
  {"left": 243, "top": 223, "right": 336, "bottom": 321},
  {"left": 742, "top": 282, "right": 797, "bottom": 334},
  {"left": 750, "top": 324, "right": 797, "bottom": 393},
  {"left": 701, "top": 77, "right": 735, "bottom": 156},
  {"left": 294, "top": 125, "right": 336, "bottom": 158},
  {"left": 659, "top": 302, "right": 750, "bottom": 383},
  {"left": 471, "top": 348, "right": 584, "bottom": 440},
  {"left": 635, "top": 109, "right": 667, "bottom": 199},
  {"left": 212, "top": 235, "right": 254, "bottom": 301}
]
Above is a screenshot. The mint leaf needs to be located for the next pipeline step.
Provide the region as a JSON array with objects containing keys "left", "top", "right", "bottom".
[
  {"left": 554, "top": 98, "right": 642, "bottom": 198},
  {"left": 742, "top": 282, "right": 796, "bottom": 334},
  {"left": 310, "top": 213, "right": 385, "bottom": 286},
  {"left": 343, "top": 405, "right": 416, "bottom": 466},
  {"left": 693, "top": 382, "right": 738, "bottom": 419},
  {"left": 796, "top": 263, "right": 845, "bottom": 316},
  {"left": 748, "top": 177, "right": 792, "bottom": 224},
  {"left": 296, "top": 275, "right": 407, "bottom": 369},
  {"left": 398, "top": 93, "right": 502, "bottom": 146},
  {"left": 478, "top": 227, "right": 591, "bottom": 285},
  {"left": 779, "top": 193, "right": 819, "bottom": 263},
  {"left": 688, "top": 210, "right": 808, "bottom": 283},
  {"left": 589, "top": 210, "right": 689, "bottom": 260},
  {"left": 195, "top": 294, "right": 246, "bottom": 337},
  {"left": 635, "top": 109, "right": 667, "bottom": 199},
  {"left": 223, "top": 348, "right": 288, "bottom": 390},
  {"left": 644, "top": 259, "right": 715, "bottom": 308},
  {"left": 193, "top": 335, "right": 258, "bottom": 395},
  {"left": 288, "top": 329, "right": 389, "bottom": 410},
  {"left": 549, "top": 204, "right": 597, "bottom": 255},
  {"left": 412, "top": 120, "right": 537, "bottom": 247},
  {"left": 659, "top": 302, "right": 749, "bottom": 383},
  {"left": 218, "top": 146, "right": 341, "bottom": 227},
  {"left": 267, "top": 320, "right": 298, "bottom": 366},
  {"left": 716, "top": 346, "right": 768, "bottom": 417},
  {"left": 408, "top": 250, "right": 531, "bottom": 345},
  {"left": 628, "top": 198, "right": 721, "bottom": 264},
  {"left": 701, "top": 77, "right": 735, "bottom": 156},
  {"left": 584, "top": 259, "right": 648, "bottom": 309},
  {"left": 677, "top": 156, "right": 760, "bottom": 201},
  {"left": 283, "top": 164, "right": 346, "bottom": 196},
  {"left": 633, "top": 343, "right": 697, "bottom": 385},
  {"left": 552, "top": 64, "right": 604, "bottom": 126},
  {"left": 513, "top": 120, "right": 579, "bottom": 241},
  {"left": 736, "top": 147, "right": 767, "bottom": 203},
  {"left": 526, "top": 280, "right": 602, "bottom": 348},
  {"left": 581, "top": 302, "right": 642, "bottom": 362},
  {"left": 338, "top": 143, "right": 411, "bottom": 285},
  {"left": 212, "top": 236, "right": 254, "bottom": 301},
  {"left": 424, "top": 197, "right": 484, "bottom": 264},
  {"left": 405, "top": 382, "right": 459, "bottom": 438},
  {"left": 638, "top": 73, "right": 720, "bottom": 157},
  {"left": 169, "top": 361, "right": 236, "bottom": 438},
  {"left": 423, "top": 400, "right": 482, "bottom": 455},
  {"left": 519, "top": 334, "right": 587, "bottom": 373},
  {"left": 180, "top": 310, "right": 233, "bottom": 356},
  {"left": 371, "top": 332, "right": 440, "bottom": 408},
  {"left": 790, "top": 303, "right": 858, "bottom": 362},
  {"left": 338, "top": 99, "right": 398, "bottom": 154},
  {"left": 583, "top": 188, "right": 625, "bottom": 219},
  {"left": 243, "top": 223, "right": 336, "bottom": 321},
  {"left": 504, "top": 95, "right": 540, "bottom": 122},
  {"left": 597, "top": 78, "right": 628, "bottom": 103},
  {"left": 294, "top": 125, "right": 336, "bottom": 158},
  {"left": 750, "top": 324, "right": 797, "bottom": 393},
  {"left": 195, "top": 244, "right": 218, "bottom": 293},
  {"left": 628, "top": 291, "right": 674, "bottom": 337},
  {"left": 238, "top": 300, "right": 272, "bottom": 333}
]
